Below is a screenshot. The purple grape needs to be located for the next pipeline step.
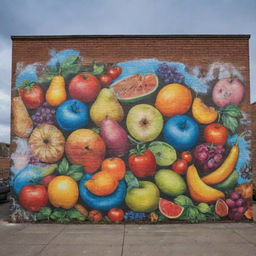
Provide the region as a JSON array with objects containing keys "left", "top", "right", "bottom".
[
  {"left": 207, "top": 159, "right": 215, "bottom": 169},
  {"left": 232, "top": 212, "right": 243, "bottom": 221},
  {"left": 194, "top": 143, "right": 225, "bottom": 172},
  {"left": 214, "top": 154, "right": 222, "bottom": 162},
  {"left": 197, "top": 151, "right": 208, "bottom": 162},
  {"left": 156, "top": 63, "right": 185, "bottom": 84},
  {"left": 235, "top": 199, "right": 245, "bottom": 207},
  {"left": 230, "top": 191, "right": 240, "bottom": 201},
  {"left": 232, "top": 207, "right": 239, "bottom": 213},
  {"left": 208, "top": 150, "right": 215, "bottom": 157},
  {"left": 228, "top": 209, "right": 243, "bottom": 221},
  {"left": 226, "top": 198, "right": 236, "bottom": 208},
  {"left": 237, "top": 206, "right": 246, "bottom": 214},
  {"left": 31, "top": 102, "right": 56, "bottom": 126},
  {"left": 228, "top": 211, "right": 235, "bottom": 220}
]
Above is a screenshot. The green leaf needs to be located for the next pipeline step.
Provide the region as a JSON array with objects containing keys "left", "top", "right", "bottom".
[
  {"left": 103, "top": 216, "right": 111, "bottom": 223},
  {"left": 158, "top": 214, "right": 168, "bottom": 222},
  {"left": 39, "top": 74, "right": 54, "bottom": 84},
  {"left": 188, "top": 207, "right": 199, "bottom": 222},
  {"left": 197, "top": 213, "right": 207, "bottom": 222},
  {"left": 77, "top": 215, "right": 86, "bottom": 221},
  {"left": 61, "top": 64, "right": 81, "bottom": 78},
  {"left": 91, "top": 127, "right": 100, "bottom": 134},
  {"left": 36, "top": 207, "right": 52, "bottom": 221},
  {"left": 222, "top": 105, "right": 242, "bottom": 118},
  {"left": 222, "top": 115, "right": 239, "bottom": 133},
  {"left": 67, "top": 208, "right": 83, "bottom": 219},
  {"left": 36, "top": 213, "right": 48, "bottom": 221},
  {"left": 58, "top": 158, "right": 69, "bottom": 175},
  {"left": 39, "top": 207, "right": 52, "bottom": 216},
  {"left": 92, "top": 62, "right": 105, "bottom": 75},
  {"left": 67, "top": 165, "right": 84, "bottom": 175},
  {"left": 61, "top": 55, "right": 79, "bottom": 66},
  {"left": 70, "top": 172, "right": 84, "bottom": 181},
  {"left": 174, "top": 195, "right": 194, "bottom": 207},
  {"left": 125, "top": 171, "right": 140, "bottom": 189},
  {"left": 58, "top": 217, "right": 71, "bottom": 223},
  {"left": 50, "top": 209, "right": 67, "bottom": 221}
]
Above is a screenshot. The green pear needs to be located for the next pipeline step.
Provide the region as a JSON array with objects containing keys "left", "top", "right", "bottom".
[{"left": 90, "top": 88, "right": 124, "bottom": 126}]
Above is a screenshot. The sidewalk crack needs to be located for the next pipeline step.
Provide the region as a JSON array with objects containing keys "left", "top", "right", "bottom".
[
  {"left": 121, "top": 224, "right": 125, "bottom": 256},
  {"left": 36, "top": 225, "right": 65, "bottom": 256},
  {"left": 233, "top": 230, "right": 256, "bottom": 247}
]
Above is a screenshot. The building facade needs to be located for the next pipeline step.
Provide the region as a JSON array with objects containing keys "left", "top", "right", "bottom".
[{"left": 10, "top": 35, "right": 254, "bottom": 223}]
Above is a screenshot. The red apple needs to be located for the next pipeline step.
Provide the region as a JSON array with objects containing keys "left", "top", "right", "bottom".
[
  {"left": 212, "top": 78, "right": 245, "bottom": 107},
  {"left": 65, "top": 129, "right": 106, "bottom": 173},
  {"left": 19, "top": 185, "right": 48, "bottom": 212},
  {"left": 204, "top": 123, "right": 229, "bottom": 146},
  {"left": 40, "top": 175, "right": 56, "bottom": 187},
  {"left": 69, "top": 73, "right": 101, "bottom": 103}
]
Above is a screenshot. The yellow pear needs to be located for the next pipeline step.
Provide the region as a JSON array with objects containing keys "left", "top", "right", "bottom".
[
  {"left": 12, "top": 96, "right": 33, "bottom": 138},
  {"left": 90, "top": 88, "right": 124, "bottom": 126},
  {"left": 46, "top": 75, "right": 67, "bottom": 107}
]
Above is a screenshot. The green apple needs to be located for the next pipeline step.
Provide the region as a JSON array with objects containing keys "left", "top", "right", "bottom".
[
  {"left": 125, "top": 181, "right": 160, "bottom": 212},
  {"left": 155, "top": 169, "right": 186, "bottom": 196},
  {"left": 126, "top": 104, "right": 163, "bottom": 142}
]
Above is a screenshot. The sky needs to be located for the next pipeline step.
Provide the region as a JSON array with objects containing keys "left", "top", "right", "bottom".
[{"left": 0, "top": 0, "right": 255, "bottom": 143}]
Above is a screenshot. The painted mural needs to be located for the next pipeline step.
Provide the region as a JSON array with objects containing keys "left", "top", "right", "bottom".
[{"left": 10, "top": 49, "right": 254, "bottom": 223}]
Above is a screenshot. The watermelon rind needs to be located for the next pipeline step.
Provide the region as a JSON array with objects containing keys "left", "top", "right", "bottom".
[
  {"left": 111, "top": 74, "right": 159, "bottom": 103},
  {"left": 159, "top": 198, "right": 184, "bottom": 219}
]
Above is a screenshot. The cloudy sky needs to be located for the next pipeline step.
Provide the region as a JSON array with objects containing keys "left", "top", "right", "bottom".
[{"left": 0, "top": 0, "right": 255, "bottom": 143}]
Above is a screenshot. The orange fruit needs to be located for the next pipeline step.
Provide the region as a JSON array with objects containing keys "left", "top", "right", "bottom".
[
  {"left": 101, "top": 158, "right": 126, "bottom": 180},
  {"left": 155, "top": 83, "right": 192, "bottom": 117},
  {"left": 48, "top": 175, "right": 79, "bottom": 209},
  {"left": 85, "top": 171, "right": 118, "bottom": 196}
]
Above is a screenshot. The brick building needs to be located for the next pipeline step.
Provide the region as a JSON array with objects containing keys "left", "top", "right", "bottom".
[{"left": 10, "top": 35, "right": 254, "bottom": 223}]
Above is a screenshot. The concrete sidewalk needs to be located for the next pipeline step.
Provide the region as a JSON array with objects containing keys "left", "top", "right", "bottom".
[{"left": 0, "top": 203, "right": 255, "bottom": 256}]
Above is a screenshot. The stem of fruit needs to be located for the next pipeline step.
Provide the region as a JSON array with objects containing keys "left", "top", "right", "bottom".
[
  {"left": 217, "top": 111, "right": 221, "bottom": 123},
  {"left": 128, "top": 135, "right": 143, "bottom": 145},
  {"left": 235, "top": 131, "right": 247, "bottom": 145},
  {"left": 19, "top": 80, "right": 35, "bottom": 90}
]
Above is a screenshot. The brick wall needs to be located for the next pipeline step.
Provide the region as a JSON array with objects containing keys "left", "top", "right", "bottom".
[{"left": 11, "top": 35, "right": 254, "bottom": 186}]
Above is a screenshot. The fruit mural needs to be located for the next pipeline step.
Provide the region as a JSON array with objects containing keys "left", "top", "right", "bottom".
[{"left": 10, "top": 49, "right": 253, "bottom": 223}]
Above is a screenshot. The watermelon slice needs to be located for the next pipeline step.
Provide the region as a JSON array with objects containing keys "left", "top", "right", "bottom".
[
  {"left": 159, "top": 198, "right": 184, "bottom": 219},
  {"left": 111, "top": 73, "right": 158, "bottom": 102}
]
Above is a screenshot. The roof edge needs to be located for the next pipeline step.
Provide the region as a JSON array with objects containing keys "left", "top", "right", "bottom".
[{"left": 11, "top": 34, "right": 251, "bottom": 40}]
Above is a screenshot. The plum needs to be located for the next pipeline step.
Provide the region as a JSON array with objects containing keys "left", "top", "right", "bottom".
[{"left": 212, "top": 78, "right": 244, "bottom": 107}]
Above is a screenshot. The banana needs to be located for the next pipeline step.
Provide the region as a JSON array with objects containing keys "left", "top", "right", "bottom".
[
  {"left": 202, "top": 144, "right": 239, "bottom": 185},
  {"left": 187, "top": 165, "right": 225, "bottom": 203}
]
